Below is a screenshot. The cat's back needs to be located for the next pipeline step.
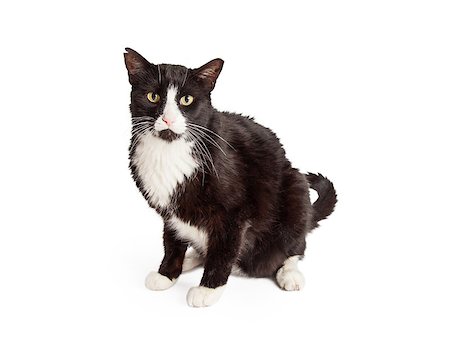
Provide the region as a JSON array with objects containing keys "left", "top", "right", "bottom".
[{"left": 216, "top": 111, "right": 287, "bottom": 162}]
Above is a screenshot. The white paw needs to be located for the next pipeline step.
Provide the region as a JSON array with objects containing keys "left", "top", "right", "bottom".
[
  {"left": 145, "top": 271, "right": 176, "bottom": 291},
  {"left": 276, "top": 268, "right": 305, "bottom": 291},
  {"left": 182, "top": 252, "right": 204, "bottom": 272},
  {"left": 186, "top": 286, "right": 225, "bottom": 307}
]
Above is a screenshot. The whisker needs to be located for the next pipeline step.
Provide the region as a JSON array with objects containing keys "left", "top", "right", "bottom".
[
  {"left": 132, "top": 122, "right": 154, "bottom": 129},
  {"left": 188, "top": 129, "right": 218, "bottom": 178},
  {"left": 186, "top": 131, "right": 210, "bottom": 171},
  {"left": 129, "top": 119, "right": 154, "bottom": 151},
  {"left": 185, "top": 131, "right": 206, "bottom": 185},
  {"left": 188, "top": 123, "right": 236, "bottom": 151},
  {"left": 187, "top": 131, "right": 210, "bottom": 165},
  {"left": 182, "top": 68, "right": 189, "bottom": 87},
  {"left": 188, "top": 126, "right": 227, "bottom": 156},
  {"left": 132, "top": 122, "right": 153, "bottom": 128},
  {"left": 129, "top": 131, "right": 145, "bottom": 152},
  {"left": 132, "top": 122, "right": 150, "bottom": 129},
  {"left": 193, "top": 145, "right": 212, "bottom": 185},
  {"left": 132, "top": 122, "right": 149, "bottom": 129},
  {"left": 131, "top": 125, "right": 150, "bottom": 136},
  {"left": 131, "top": 116, "right": 156, "bottom": 121}
]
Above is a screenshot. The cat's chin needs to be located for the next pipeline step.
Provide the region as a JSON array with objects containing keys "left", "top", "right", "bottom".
[{"left": 156, "top": 129, "right": 181, "bottom": 142}]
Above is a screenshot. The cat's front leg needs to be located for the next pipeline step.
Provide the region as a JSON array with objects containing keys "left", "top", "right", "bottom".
[
  {"left": 145, "top": 224, "right": 187, "bottom": 291},
  {"left": 186, "top": 218, "right": 241, "bottom": 307}
]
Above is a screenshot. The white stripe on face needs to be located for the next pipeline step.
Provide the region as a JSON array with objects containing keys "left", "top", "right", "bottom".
[{"left": 154, "top": 86, "right": 187, "bottom": 135}]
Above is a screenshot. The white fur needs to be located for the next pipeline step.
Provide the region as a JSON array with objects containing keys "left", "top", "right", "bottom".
[
  {"left": 182, "top": 250, "right": 204, "bottom": 272},
  {"left": 181, "top": 251, "right": 246, "bottom": 276},
  {"left": 168, "top": 216, "right": 209, "bottom": 254},
  {"left": 132, "top": 134, "right": 198, "bottom": 208},
  {"left": 145, "top": 271, "right": 176, "bottom": 291},
  {"left": 231, "top": 265, "right": 246, "bottom": 276},
  {"left": 276, "top": 256, "right": 305, "bottom": 291},
  {"left": 154, "top": 86, "right": 187, "bottom": 135},
  {"left": 186, "top": 286, "right": 225, "bottom": 307}
]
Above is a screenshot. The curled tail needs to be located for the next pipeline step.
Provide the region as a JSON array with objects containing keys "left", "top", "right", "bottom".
[{"left": 306, "top": 173, "right": 337, "bottom": 228}]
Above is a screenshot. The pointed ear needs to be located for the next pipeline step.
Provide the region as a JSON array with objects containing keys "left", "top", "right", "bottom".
[
  {"left": 193, "top": 58, "right": 224, "bottom": 92},
  {"left": 124, "top": 48, "right": 154, "bottom": 85}
]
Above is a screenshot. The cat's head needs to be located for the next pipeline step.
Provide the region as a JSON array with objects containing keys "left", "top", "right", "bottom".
[{"left": 124, "top": 48, "right": 223, "bottom": 142}]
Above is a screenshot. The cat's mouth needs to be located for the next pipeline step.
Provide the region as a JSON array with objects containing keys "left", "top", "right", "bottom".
[{"left": 157, "top": 129, "right": 181, "bottom": 142}]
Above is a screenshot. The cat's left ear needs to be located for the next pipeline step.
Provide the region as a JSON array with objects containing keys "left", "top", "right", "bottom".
[
  {"left": 193, "top": 59, "right": 224, "bottom": 92},
  {"left": 124, "top": 47, "right": 155, "bottom": 85}
]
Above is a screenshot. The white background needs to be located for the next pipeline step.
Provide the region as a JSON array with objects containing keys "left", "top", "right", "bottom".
[{"left": 1, "top": 0, "right": 449, "bottom": 359}]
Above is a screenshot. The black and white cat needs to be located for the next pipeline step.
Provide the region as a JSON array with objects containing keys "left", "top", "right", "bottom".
[{"left": 124, "top": 48, "right": 337, "bottom": 307}]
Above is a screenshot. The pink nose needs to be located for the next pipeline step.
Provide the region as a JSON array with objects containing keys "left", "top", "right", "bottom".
[{"left": 163, "top": 117, "right": 172, "bottom": 126}]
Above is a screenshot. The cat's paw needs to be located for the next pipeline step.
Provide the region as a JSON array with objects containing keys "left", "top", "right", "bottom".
[
  {"left": 276, "top": 268, "right": 305, "bottom": 291},
  {"left": 145, "top": 271, "right": 176, "bottom": 291},
  {"left": 182, "top": 251, "right": 204, "bottom": 272},
  {"left": 186, "top": 286, "right": 225, "bottom": 307}
]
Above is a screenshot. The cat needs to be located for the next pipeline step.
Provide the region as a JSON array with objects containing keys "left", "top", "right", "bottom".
[{"left": 124, "top": 48, "right": 337, "bottom": 307}]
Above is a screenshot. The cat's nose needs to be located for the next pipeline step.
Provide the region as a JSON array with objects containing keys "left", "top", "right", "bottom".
[{"left": 162, "top": 117, "right": 172, "bottom": 126}]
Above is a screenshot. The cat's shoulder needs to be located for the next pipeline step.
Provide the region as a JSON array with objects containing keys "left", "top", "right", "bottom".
[
  {"left": 217, "top": 111, "right": 280, "bottom": 141},
  {"left": 217, "top": 111, "right": 255, "bottom": 123}
]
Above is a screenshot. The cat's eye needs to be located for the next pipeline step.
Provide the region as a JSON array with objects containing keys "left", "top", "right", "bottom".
[
  {"left": 147, "top": 92, "right": 160, "bottom": 103},
  {"left": 180, "top": 95, "right": 194, "bottom": 106}
]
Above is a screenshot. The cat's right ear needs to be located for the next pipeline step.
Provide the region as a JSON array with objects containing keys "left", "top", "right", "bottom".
[
  {"left": 124, "top": 48, "right": 154, "bottom": 85},
  {"left": 193, "top": 58, "right": 224, "bottom": 92}
]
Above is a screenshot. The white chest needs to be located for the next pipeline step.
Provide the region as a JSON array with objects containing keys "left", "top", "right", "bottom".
[
  {"left": 132, "top": 134, "right": 198, "bottom": 208},
  {"left": 168, "top": 216, "right": 209, "bottom": 254}
]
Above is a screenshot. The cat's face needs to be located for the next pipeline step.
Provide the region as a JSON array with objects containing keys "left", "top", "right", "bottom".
[{"left": 124, "top": 48, "right": 223, "bottom": 142}]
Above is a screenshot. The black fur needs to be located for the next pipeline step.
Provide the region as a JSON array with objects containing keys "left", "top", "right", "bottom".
[
  {"left": 124, "top": 48, "right": 337, "bottom": 290},
  {"left": 306, "top": 173, "right": 337, "bottom": 228}
]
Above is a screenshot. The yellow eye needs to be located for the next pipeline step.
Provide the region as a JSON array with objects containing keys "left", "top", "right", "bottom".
[
  {"left": 147, "top": 92, "right": 160, "bottom": 103},
  {"left": 180, "top": 95, "right": 194, "bottom": 106}
]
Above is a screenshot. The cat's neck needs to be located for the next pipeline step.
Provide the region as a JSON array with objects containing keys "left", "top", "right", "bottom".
[{"left": 131, "top": 132, "right": 198, "bottom": 209}]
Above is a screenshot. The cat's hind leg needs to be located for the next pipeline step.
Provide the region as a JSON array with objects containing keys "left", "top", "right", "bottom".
[
  {"left": 182, "top": 248, "right": 204, "bottom": 272},
  {"left": 276, "top": 255, "right": 305, "bottom": 291}
]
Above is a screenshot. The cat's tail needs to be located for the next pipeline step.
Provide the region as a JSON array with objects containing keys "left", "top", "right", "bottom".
[{"left": 306, "top": 173, "right": 337, "bottom": 228}]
